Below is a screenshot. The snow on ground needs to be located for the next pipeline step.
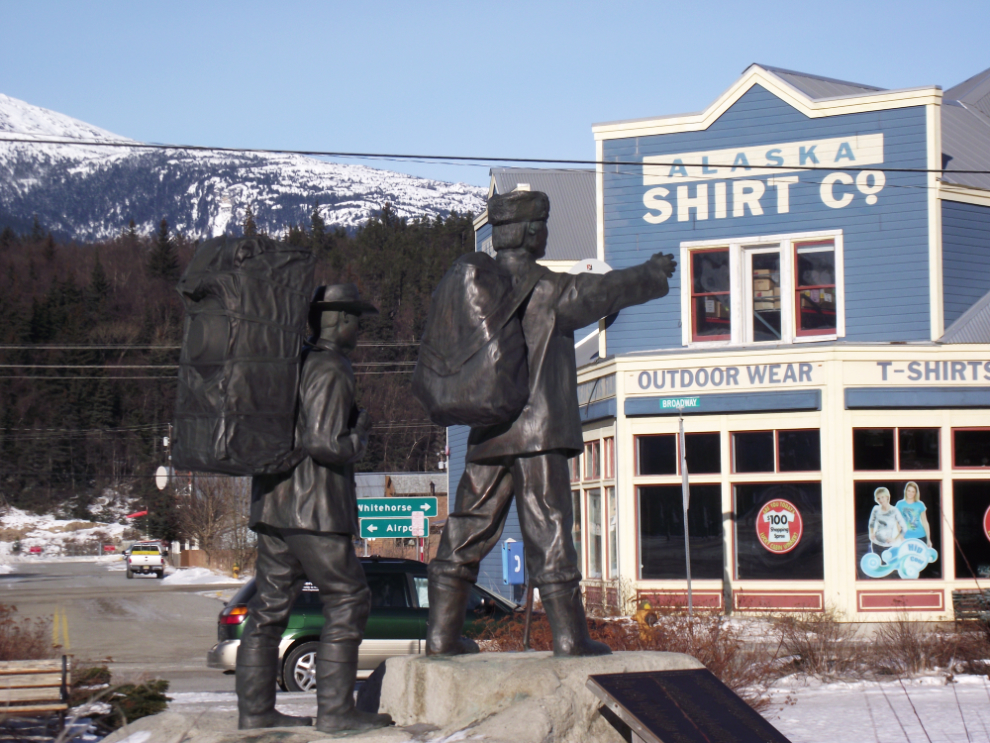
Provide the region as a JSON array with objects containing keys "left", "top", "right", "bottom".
[
  {"left": 763, "top": 674, "right": 990, "bottom": 743},
  {"left": 161, "top": 567, "right": 245, "bottom": 586},
  {"left": 164, "top": 674, "right": 990, "bottom": 743},
  {"left": 0, "top": 506, "right": 128, "bottom": 558}
]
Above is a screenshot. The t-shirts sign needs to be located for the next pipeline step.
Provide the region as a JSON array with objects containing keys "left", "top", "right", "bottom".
[{"left": 756, "top": 499, "right": 803, "bottom": 554}]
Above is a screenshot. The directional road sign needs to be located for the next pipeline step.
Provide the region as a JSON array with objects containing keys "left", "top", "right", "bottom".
[
  {"left": 360, "top": 517, "right": 431, "bottom": 539},
  {"left": 357, "top": 497, "right": 438, "bottom": 518}
]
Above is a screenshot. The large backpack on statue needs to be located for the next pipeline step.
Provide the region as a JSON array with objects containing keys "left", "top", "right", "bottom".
[
  {"left": 412, "top": 252, "right": 541, "bottom": 428},
  {"left": 172, "top": 235, "right": 316, "bottom": 475}
]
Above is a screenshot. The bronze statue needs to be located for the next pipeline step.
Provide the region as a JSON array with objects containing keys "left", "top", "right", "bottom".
[
  {"left": 238, "top": 284, "right": 392, "bottom": 733},
  {"left": 426, "top": 191, "right": 677, "bottom": 657}
]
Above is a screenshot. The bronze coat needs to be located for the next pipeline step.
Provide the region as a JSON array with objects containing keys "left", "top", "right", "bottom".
[
  {"left": 250, "top": 339, "right": 364, "bottom": 535},
  {"left": 467, "top": 261, "right": 670, "bottom": 462}
]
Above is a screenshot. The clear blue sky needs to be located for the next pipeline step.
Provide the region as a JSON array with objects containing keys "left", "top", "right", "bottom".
[{"left": 2, "top": 0, "right": 989, "bottom": 188}]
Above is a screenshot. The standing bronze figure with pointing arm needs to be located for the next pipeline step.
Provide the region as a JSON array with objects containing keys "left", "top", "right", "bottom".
[{"left": 416, "top": 190, "right": 677, "bottom": 657}]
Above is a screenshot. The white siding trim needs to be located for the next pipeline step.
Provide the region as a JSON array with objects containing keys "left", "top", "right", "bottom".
[
  {"left": 927, "top": 101, "right": 944, "bottom": 341},
  {"left": 592, "top": 67, "right": 942, "bottom": 140},
  {"left": 938, "top": 185, "right": 990, "bottom": 208}
]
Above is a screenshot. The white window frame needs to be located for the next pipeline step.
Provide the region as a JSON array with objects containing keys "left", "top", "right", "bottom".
[{"left": 679, "top": 229, "right": 845, "bottom": 348}]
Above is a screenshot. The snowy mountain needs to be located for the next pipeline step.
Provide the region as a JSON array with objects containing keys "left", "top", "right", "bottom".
[{"left": 0, "top": 93, "right": 486, "bottom": 240}]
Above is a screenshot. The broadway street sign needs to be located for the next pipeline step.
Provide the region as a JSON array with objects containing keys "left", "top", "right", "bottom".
[
  {"left": 357, "top": 497, "right": 439, "bottom": 518},
  {"left": 360, "top": 517, "right": 431, "bottom": 539}
]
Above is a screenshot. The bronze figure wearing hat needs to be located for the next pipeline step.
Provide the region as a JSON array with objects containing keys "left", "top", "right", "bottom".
[
  {"left": 237, "top": 284, "right": 392, "bottom": 733},
  {"left": 426, "top": 190, "right": 677, "bottom": 657}
]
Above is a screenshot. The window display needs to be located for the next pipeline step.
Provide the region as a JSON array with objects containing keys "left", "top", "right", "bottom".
[
  {"left": 734, "top": 482, "right": 823, "bottom": 580},
  {"left": 952, "top": 481, "right": 990, "bottom": 579},
  {"left": 639, "top": 485, "right": 723, "bottom": 580},
  {"left": 854, "top": 481, "right": 941, "bottom": 579}
]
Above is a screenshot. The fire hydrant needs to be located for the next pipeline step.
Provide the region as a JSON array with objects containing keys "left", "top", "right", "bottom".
[
  {"left": 232, "top": 564, "right": 240, "bottom": 580},
  {"left": 633, "top": 600, "right": 658, "bottom": 642}
]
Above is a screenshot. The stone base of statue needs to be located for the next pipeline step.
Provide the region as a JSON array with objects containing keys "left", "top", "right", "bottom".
[{"left": 101, "top": 651, "right": 703, "bottom": 743}]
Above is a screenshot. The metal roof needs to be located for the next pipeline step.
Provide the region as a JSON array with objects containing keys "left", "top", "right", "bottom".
[
  {"left": 355, "top": 472, "right": 448, "bottom": 499},
  {"left": 941, "top": 67, "right": 990, "bottom": 192},
  {"left": 753, "top": 64, "right": 884, "bottom": 99},
  {"left": 940, "top": 287, "right": 990, "bottom": 344},
  {"left": 487, "top": 168, "right": 597, "bottom": 261}
]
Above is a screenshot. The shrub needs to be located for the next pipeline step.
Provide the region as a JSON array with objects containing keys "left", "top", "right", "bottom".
[
  {"left": 870, "top": 617, "right": 990, "bottom": 677},
  {"left": 770, "top": 607, "right": 857, "bottom": 678},
  {"left": 0, "top": 604, "right": 56, "bottom": 661},
  {"left": 473, "top": 609, "right": 776, "bottom": 711}
]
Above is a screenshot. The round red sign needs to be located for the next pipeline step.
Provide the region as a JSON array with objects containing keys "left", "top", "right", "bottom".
[
  {"left": 983, "top": 505, "right": 990, "bottom": 544},
  {"left": 756, "top": 499, "right": 803, "bottom": 554}
]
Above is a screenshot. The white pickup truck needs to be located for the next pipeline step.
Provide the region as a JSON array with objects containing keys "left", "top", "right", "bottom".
[{"left": 126, "top": 543, "right": 165, "bottom": 579}]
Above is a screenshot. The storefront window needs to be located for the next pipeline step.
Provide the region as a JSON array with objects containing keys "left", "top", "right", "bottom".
[
  {"left": 899, "top": 429, "right": 940, "bottom": 470},
  {"left": 639, "top": 485, "right": 723, "bottom": 580},
  {"left": 795, "top": 240, "right": 837, "bottom": 336},
  {"left": 603, "top": 437, "right": 615, "bottom": 479},
  {"left": 571, "top": 489, "right": 582, "bottom": 558},
  {"left": 587, "top": 488, "right": 603, "bottom": 579},
  {"left": 637, "top": 434, "right": 677, "bottom": 475},
  {"left": 584, "top": 440, "right": 601, "bottom": 479},
  {"left": 954, "top": 429, "right": 990, "bottom": 468},
  {"left": 855, "top": 428, "right": 941, "bottom": 471},
  {"left": 952, "top": 481, "right": 990, "bottom": 579},
  {"left": 691, "top": 249, "right": 731, "bottom": 341},
  {"left": 732, "top": 430, "right": 820, "bottom": 473},
  {"left": 778, "top": 430, "right": 821, "bottom": 471},
  {"left": 685, "top": 433, "right": 721, "bottom": 474},
  {"left": 683, "top": 231, "right": 842, "bottom": 346},
  {"left": 569, "top": 455, "right": 581, "bottom": 483},
  {"left": 750, "top": 251, "right": 781, "bottom": 342},
  {"left": 853, "top": 481, "right": 941, "bottom": 580},
  {"left": 734, "top": 482, "right": 824, "bottom": 580},
  {"left": 733, "top": 431, "right": 774, "bottom": 472},
  {"left": 607, "top": 486, "right": 618, "bottom": 579},
  {"left": 853, "top": 429, "right": 895, "bottom": 470}
]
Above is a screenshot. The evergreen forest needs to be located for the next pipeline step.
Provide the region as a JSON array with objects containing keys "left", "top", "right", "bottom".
[{"left": 0, "top": 206, "right": 474, "bottom": 521}]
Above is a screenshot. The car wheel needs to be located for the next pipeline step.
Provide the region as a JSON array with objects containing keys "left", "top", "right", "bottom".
[
  {"left": 283, "top": 642, "right": 319, "bottom": 693},
  {"left": 126, "top": 569, "right": 133, "bottom": 579},
  {"left": 157, "top": 570, "right": 165, "bottom": 579}
]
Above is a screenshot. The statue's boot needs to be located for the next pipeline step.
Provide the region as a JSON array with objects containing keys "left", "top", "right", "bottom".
[
  {"left": 425, "top": 575, "right": 480, "bottom": 656},
  {"left": 314, "top": 642, "right": 393, "bottom": 733},
  {"left": 539, "top": 581, "right": 612, "bottom": 657},
  {"left": 236, "top": 645, "right": 313, "bottom": 729}
]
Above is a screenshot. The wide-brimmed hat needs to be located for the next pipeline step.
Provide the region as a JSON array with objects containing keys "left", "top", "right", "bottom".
[{"left": 311, "top": 284, "right": 379, "bottom": 316}]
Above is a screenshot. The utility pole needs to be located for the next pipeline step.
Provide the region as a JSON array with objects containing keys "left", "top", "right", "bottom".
[{"left": 677, "top": 407, "right": 692, "bottom": 617}]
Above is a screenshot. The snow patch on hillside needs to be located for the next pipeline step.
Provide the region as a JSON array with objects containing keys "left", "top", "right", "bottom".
[{"left": 0, "top": 506, "right": 128, "bottom": 558}]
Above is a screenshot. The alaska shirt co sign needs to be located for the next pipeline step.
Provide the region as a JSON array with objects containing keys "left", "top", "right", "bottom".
[
  {"left": 360, "top": 517, "right": 430, "bottom": 539},
  {"left": 641, "top": 133, "right": 886, "bottom": 224},
  {"left": 357, "top": 497, "right": 438, "bottom": 518}
]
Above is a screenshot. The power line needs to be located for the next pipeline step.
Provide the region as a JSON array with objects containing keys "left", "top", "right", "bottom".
[
  {"left": 0, "top": 341, "right": 420, "bottom": 350},
  {"left": 2, "top": 134, "right": 988, "bottom": 176}
]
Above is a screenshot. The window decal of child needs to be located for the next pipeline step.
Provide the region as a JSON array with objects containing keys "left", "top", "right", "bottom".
[
  {"left": 895, "top": 481, "right": 932, "bottom": 548},
  {"left": 868, "top": 486, "right": 907, "bottom": 551}
]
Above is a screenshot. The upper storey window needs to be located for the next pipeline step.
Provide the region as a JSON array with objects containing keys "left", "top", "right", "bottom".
[{"left": 681, "top": 230, "right": 843, "bottom": 346}]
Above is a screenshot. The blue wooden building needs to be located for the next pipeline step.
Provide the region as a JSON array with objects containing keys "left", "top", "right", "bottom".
[{"left": 459, "top": 64, "right": 990, "bottom": 621}]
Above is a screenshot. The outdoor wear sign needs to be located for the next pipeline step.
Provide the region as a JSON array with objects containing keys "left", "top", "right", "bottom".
[
  {"left": 641, "top": 134, "right": 886, "bottom": 224},
  {"left": 756, "top": 500, "right": 803, "bottom": 554}
]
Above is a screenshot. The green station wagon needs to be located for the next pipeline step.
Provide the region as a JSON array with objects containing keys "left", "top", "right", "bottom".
[{"left": 207, "top": 558, "right": 518, "bottom": 691}]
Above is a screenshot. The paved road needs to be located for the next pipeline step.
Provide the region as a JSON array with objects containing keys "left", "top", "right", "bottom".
[{"left": 0, "top": 558, "right": 240, "bottom": 693}]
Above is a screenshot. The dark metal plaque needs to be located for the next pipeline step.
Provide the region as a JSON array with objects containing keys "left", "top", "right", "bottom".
[{"left": 587, "top": 668, "right": 791, "bottom": 743}]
